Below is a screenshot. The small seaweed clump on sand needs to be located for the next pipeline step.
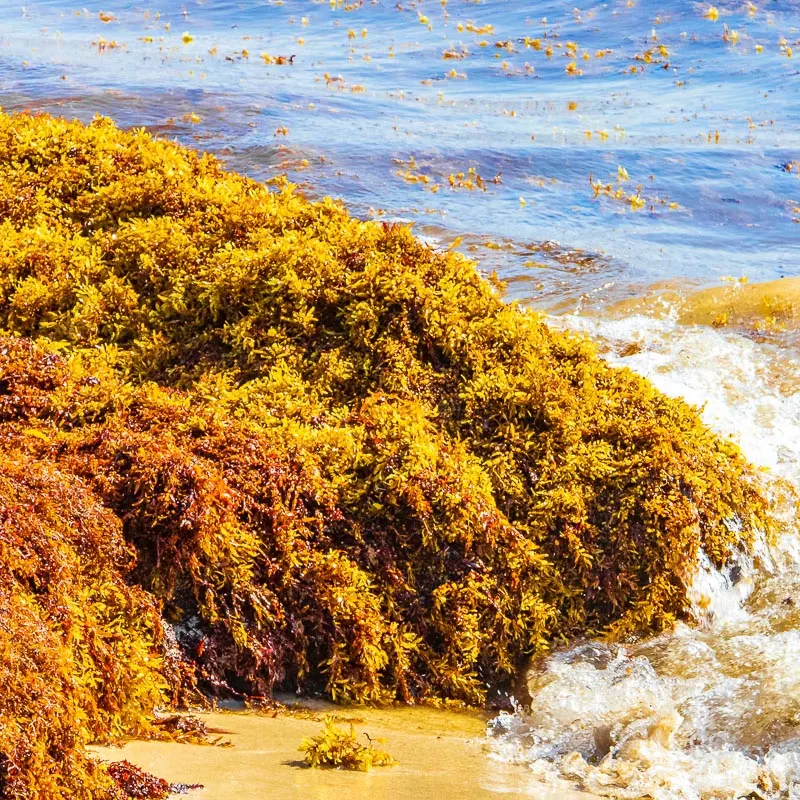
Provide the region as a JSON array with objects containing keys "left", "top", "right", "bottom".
[
  {"left": 104, "top": 763, "right": 169, "bottom": 800},
  {"left": 299, "top": 716, "right": 397, "bottom": 771},
  {"left": 0, "top": 111, "right": 777, "bottom": 796}
]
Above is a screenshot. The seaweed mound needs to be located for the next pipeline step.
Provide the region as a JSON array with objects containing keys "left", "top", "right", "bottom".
[
  {"left": 0, "top": 111, "right": 773, "bottom": 795},
  {"left": 0, "top": 442, "right": 165, "bottom": 798}
]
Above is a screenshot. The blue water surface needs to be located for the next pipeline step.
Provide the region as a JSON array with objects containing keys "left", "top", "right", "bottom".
[{"left": 1, "top": 0, "right": 799, "bottom": 309}]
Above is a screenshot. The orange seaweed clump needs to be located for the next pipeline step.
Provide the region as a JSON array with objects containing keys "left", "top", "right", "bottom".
[
  {"left": 0, "top": 445, "right": 166, "bottom": 798},
  {"left": 0, "top": 111, "right": 780, "bottom": 796},
  {"left": 0, "top": 337, "right": 551, "bottom": 706}
]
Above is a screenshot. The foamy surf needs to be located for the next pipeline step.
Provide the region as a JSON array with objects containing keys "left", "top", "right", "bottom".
[{"left": 488, "top": 309, "right": 800, "bottom": 800}]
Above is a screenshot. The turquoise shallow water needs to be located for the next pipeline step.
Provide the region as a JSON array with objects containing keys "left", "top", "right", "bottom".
[{"left": 2, "top": 0, "right": 799, "bottom": 309}]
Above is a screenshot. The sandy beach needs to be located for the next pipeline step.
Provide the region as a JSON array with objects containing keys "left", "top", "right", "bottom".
[{"left": 91, "top": 704, "right": 593, "bottom": 800}]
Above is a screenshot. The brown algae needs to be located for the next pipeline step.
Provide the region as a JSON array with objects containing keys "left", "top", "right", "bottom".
[{"left": 0, "top": 110, "right": 778, "bottom": 796}]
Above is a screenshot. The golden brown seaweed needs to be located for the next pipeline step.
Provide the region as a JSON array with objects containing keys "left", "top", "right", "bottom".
[
  {"left": 0, "top": 111, "right": 774, "bottom": 797},
  {"left": 299, "top": 716, "right": 396, "bottom": 770}
]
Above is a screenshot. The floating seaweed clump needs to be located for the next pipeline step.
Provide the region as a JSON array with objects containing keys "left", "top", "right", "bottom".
[
  {"left": 0, "top": 111, "right": 778, "bottom": 796},
  {"left": 299, "top": 716, "right": 397, "bottom": 771}
]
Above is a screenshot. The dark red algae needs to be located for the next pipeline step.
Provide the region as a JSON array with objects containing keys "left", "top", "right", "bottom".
[
  {"left": 107, "top": 762, "right": 168, "bottom": 799},
  {"left": 108, "top": 761, "right": 202, "bottom": 798}
]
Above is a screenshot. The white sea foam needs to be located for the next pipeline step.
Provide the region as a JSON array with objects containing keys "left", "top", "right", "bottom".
[
  {"left": 488, "top": 312, "right": 800, "bottom": 800},
  {"left": 569, "top": 312, "right": 800, "bottom": 485}
]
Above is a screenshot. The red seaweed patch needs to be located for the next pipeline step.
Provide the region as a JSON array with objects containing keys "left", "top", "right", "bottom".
[{"left": 106, "top": 762, "right": 170, "bottom": 800}]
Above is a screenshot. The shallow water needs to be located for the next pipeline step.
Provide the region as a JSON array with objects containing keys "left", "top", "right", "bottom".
[
  {"left": 4, "top": 1, "right": 800, "bottom": 797},
  {"left": 490, "top": 532, "right": 800, "bottom": 799}
]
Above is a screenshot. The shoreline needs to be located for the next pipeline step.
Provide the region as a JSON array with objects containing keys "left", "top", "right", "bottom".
[{"left": 90, "top": 704, "right": 595, "bottom": 800}]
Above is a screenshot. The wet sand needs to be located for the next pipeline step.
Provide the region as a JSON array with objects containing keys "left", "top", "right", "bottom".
[
  {"left": 609, "top": 276, "right": 800, "bottom": 332},
  {"left": 90, "top": 703, "right": 594, "bottom": 800}
]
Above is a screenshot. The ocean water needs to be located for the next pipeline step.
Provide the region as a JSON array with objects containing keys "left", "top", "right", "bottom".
[
  {"left": 491, "top": 312, "right": 800, "bottom": 799},
  {"left": 3, "top": 1, "right": 800, "bottom": 796},
  {"left": 3, "top": 0, "right": 800, "bottom": 308}
]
